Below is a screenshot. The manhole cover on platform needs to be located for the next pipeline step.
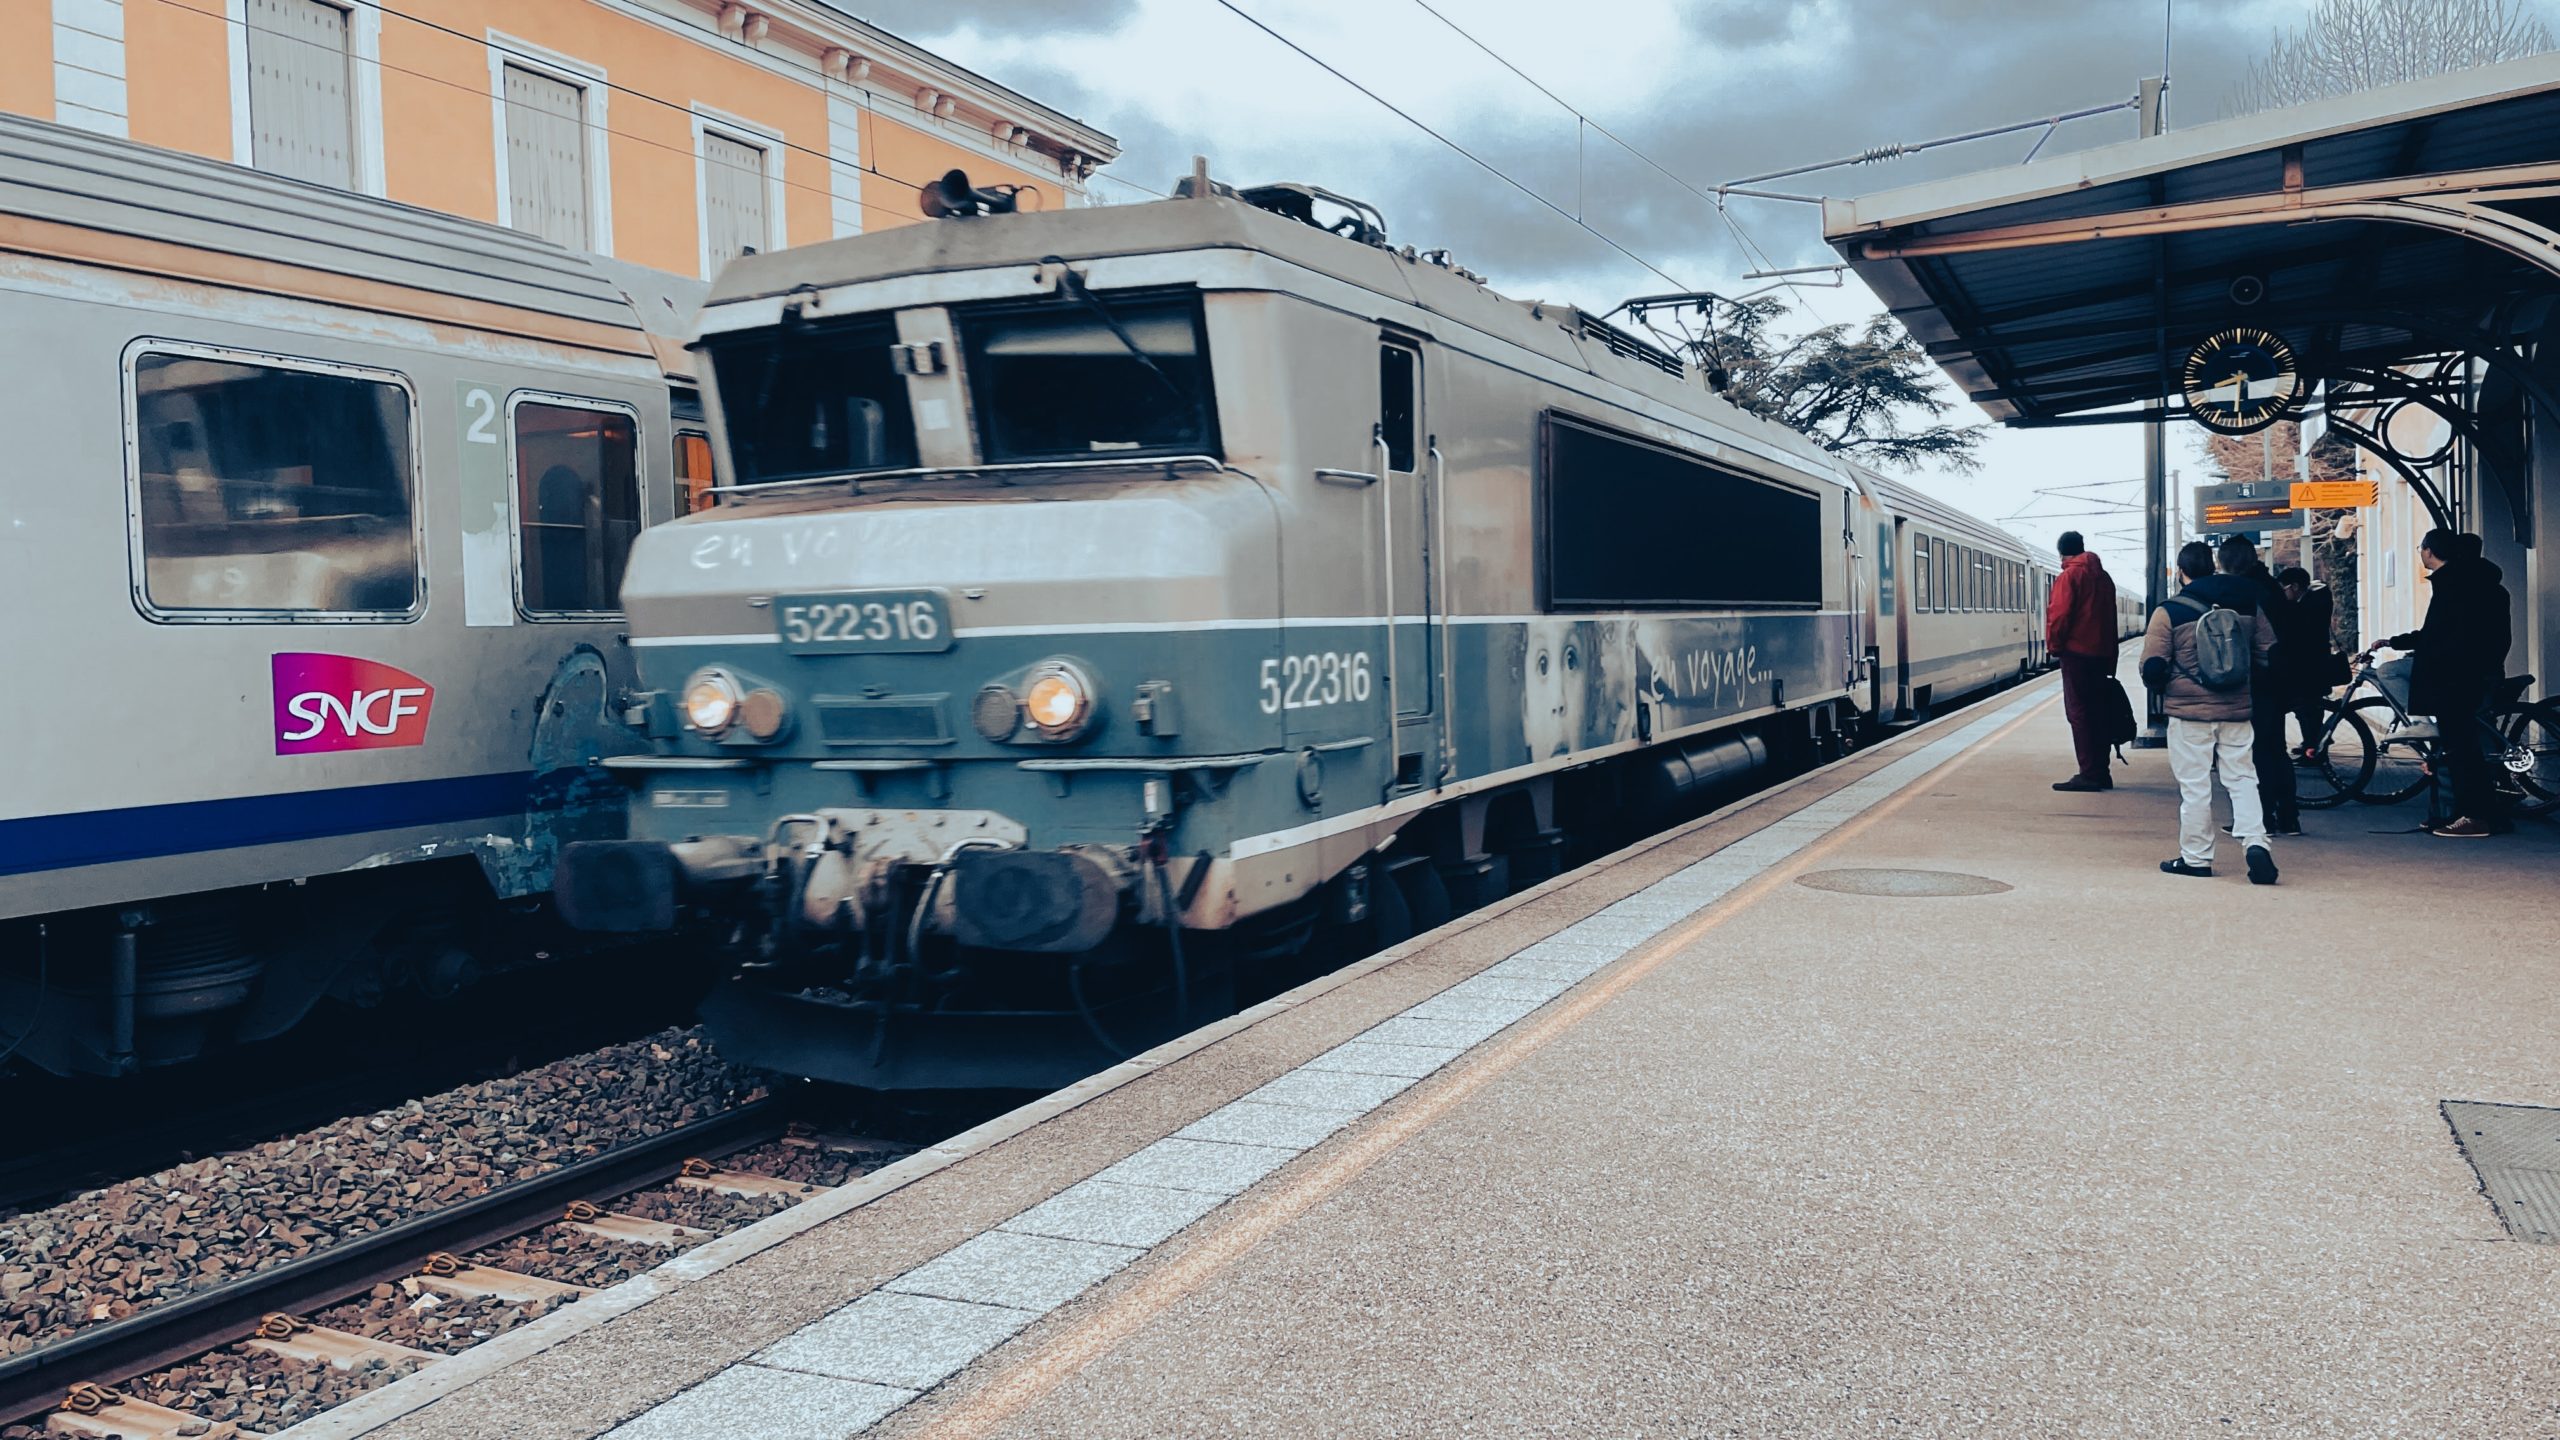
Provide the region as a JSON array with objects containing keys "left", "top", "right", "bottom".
[
  {"left": 1795, "top": 868, "right": 2012, "bottom": 898},
  {"left": 2443, "top": 1100, "right": 2560, "bottom": 1243}
]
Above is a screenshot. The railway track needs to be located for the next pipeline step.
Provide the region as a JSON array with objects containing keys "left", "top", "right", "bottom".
[{"left": 0, "top": 1092, "right": 956, "bottom": 1440}]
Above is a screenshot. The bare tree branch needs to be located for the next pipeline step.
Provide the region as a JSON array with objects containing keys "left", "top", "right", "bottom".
[{"left": 2226, "top": 0, "right": 2555, "bottom": 115}]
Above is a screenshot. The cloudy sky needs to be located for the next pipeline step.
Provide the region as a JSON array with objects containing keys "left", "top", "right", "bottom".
[{"left": 852, "top": 0, "right": 2525, "bottom": 580}]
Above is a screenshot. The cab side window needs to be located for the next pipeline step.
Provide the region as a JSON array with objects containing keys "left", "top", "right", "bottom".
[
  {"left": 676, "top": 429, "right": 715, "bottom": 514},
  {"left": 130, "top": 346, "right": 420, "bottom": 619},
  {"left": 513, "top": 397, "right": 639, "bottom": 616}
]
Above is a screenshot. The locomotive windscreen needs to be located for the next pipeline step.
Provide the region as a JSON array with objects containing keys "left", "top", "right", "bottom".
[
  {"left": 707, "top": 317, "right": 919, "bottom": 485},
  {"left": 1542, "top": 414, "right": 1822, "bottom": 609}
]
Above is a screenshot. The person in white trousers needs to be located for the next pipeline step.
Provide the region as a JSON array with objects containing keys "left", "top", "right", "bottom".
[{"left": 2139, "top": 541, "right": 2280, "bottom": 884}]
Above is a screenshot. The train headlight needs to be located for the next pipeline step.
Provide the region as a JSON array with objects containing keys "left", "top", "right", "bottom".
[
  {"left": 681, "top": 669, "right": 743, "bottom": 737},
  {"left": 972, "top": 684, "right": 1022, "bottom": 741},
  {"left": 739, "top": 687, "right": 791, "bottom": 742},
  {"left": 1023, "top": 661, "right": 1095, "bottom": 739}
]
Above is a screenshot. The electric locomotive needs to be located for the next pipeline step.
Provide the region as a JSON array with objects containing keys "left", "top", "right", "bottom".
[{"left": 558, "top": 169, "right": 2048, "bottom": 1088}]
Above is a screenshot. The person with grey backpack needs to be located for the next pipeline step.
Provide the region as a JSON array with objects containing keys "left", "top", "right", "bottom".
[{"left": 2140, "top": 541, "right": 2280, "bottom": 883}]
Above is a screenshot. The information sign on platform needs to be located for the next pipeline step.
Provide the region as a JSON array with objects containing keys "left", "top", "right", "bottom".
[
  {"left": 2195, "top": 480, "right": 2294, "bottom": 536},
  {"left": 2289, "top": 480, "right": 2378, "bottom": 508}
]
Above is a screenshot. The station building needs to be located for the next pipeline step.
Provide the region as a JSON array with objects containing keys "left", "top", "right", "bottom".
[{"left": 5, "top": 0, "right": 1117, "bottom": 280}]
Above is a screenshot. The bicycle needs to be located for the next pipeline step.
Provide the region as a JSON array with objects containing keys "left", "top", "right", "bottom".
[{"left": 2294, "top": 654, "right": 2560, "bottom": 816}]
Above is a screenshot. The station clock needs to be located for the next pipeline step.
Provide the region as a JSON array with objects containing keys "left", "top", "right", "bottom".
[{"left": 2181, "top": 327, "right": 2303, "bottom": 435}]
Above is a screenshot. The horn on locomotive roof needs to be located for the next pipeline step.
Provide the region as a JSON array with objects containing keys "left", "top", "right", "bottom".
[
  {"left": 1174, "top": 162, "right": 1389, "bottom": 248},
  {"left": 920, "top": 168, "right": 1024, "bottom": 219}
]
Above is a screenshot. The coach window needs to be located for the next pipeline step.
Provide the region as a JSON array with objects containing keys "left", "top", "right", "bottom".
[
  {"left": 512, "top": 395, "right": 639, "bottom": 616},
  {"left": 1912, "top": 537, "right": 1931, "bottom": 612},
  {"left": 130, "top": 346, "right": 419, "bottom": 619}
]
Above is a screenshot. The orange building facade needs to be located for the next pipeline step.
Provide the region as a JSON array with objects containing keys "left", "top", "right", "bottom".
[{"left": 17, "top": 0, "right": 1117, "bottom": 278}]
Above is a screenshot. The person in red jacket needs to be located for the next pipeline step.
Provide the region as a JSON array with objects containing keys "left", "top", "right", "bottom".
[{"left": 2047, "top": 532, "right": 2121, "bottom": 792}]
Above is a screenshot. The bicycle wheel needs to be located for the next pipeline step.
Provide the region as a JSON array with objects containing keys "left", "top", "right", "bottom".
[
  {"left": 2494, "top": 701, "right": 2560, "bottom": 818},
  {"left": 2350, "top": 697, "right": 2431, "bottom": 806},
  {"left": 2293, "top": 702, "right": 2372, "bottom": 809}
]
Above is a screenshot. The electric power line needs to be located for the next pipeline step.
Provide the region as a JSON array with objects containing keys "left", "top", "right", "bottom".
[
  {"left": 1206, "top": 0, "right": 1691, "bottom": 291},
  {"left": 1395, "top": 0, "right": 1823, "bottom": 300}
]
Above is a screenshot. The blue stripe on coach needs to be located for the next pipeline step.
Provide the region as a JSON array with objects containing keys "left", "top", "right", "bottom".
[{"left": 0, "top": 772, "right": 539, "bottom": 878}]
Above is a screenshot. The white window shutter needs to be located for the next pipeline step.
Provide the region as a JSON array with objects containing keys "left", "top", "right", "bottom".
[
  {"left": 246, "top": 0, "right": 355, "bottom": 188},
  {"left": 504, "top": 64, "right": 590, "bottom": 249},
  {"left": 701, "top": 132, "right": 767, "bottom": 276}
]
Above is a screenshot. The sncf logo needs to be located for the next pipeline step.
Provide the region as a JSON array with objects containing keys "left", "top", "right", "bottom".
[{"left": 272, "top": 654, "right": 434, "bottom": 755}]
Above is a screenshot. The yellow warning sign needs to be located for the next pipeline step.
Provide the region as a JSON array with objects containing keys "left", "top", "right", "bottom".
[{"left": 2290, "top": 481, "right": 2378, "bottom": 509}]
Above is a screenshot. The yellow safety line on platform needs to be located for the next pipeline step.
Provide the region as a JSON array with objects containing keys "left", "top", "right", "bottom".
[{"left": 906, "top": 695, "right": 2059, "bottom": 1438}]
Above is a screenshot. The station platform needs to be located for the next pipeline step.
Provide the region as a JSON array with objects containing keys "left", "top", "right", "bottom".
[{"left": 291, "top": 672, "right": 2560, "bottom": 1440}]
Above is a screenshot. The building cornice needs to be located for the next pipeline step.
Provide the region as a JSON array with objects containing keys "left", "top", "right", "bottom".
[{"left": 632, "top": 0, "right": 1119, "bottom": 185}]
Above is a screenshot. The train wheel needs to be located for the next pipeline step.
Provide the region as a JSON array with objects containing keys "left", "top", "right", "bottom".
[
  {"left": 1365, "top": 866, "right": 1415, "bottom": 951},
  {"left": 1388, "top": 856, "right": 1453, "bottom": 934}
]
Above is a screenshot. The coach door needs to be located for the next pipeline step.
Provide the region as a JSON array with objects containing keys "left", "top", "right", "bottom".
[
  {"left": 1892, "top": 517, "right": 1914, "bottom": 717},
  {"left": 1378, "top": 335, "right": 1442, "bottom": 794}
]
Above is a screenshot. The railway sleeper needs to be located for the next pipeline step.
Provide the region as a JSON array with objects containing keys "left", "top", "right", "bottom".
[
  {"left": 674, "top": 1158, "right": 819, "bottom": 1202},
  {"left": 414, "top": 1254, "right": 589, "bottom": 1306},
  {"left": 46, "top": 1384, "right": 238, "bottom": 1440},
  {"left": 242, "top": 1313, "right": 440, "bottom": 1371},
  {"left": 561, "top": 1201, "right": 710, "bottom": 1249}
]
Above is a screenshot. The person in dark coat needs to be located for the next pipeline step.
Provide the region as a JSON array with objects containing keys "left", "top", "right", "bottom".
[
  {"left": 2275, "top": 565, "right": 2336, "bottom": 759},
  {"left": 2219, "top": 537, "right": 2300, "bottom": 834},
  {"left": 2046, "top": 531, "right": 2121, "bottom": 793},
  {"left": 2367, "top": 529, "right": 2514, "bottom": 837}
]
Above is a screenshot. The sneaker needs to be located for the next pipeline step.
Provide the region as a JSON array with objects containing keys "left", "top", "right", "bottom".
[
  {"left": 2160, "top": 858, "right": 2213, "bottom": 878},
  {"left": 2246, "top": 845, "right": 2278, "bottom": 885},
  {"left": 2433, "top": 817, "right": 2493, "bottom": 838},
  {"left": 2387, "top": 719, "right": 2439, "bottom": 741},
  {"left": 2052, "top": 776, "right": 2107, "bottom": 793}
]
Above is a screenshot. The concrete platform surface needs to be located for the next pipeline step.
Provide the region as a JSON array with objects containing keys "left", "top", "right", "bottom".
[{"left": 318, "top": 681, "right": 2560, "bottom": 1440}]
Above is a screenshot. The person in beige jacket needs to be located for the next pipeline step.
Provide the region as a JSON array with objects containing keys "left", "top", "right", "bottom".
[{"left": 2139, "top": 541, "right": 2279, "bottom": 882}]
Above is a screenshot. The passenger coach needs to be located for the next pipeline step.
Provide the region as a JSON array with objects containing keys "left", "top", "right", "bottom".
[{"left": 0, "top": 116, "right": 704, "bottom": 1076}]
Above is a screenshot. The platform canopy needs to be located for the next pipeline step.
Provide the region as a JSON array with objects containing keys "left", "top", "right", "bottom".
[{"left": 1822, "top": 53, "right": 2560, "bottom": 447}]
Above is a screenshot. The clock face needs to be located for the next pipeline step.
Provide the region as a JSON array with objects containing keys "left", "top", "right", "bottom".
[{"left": 2182, "top": 327, "right": 2302, "bottom": 435}]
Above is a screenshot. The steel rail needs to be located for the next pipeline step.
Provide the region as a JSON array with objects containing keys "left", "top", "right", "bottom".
[{"left": 0, "top": 1098, "right": 789, "bottom": 1428}]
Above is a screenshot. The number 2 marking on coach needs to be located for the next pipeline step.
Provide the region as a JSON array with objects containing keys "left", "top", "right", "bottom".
[
  {"left": 462, "top": 388, "right": 499, "bottom": 444},
  {"left": 1258, "top": 652, "right": 1373, "bottom": 713}
]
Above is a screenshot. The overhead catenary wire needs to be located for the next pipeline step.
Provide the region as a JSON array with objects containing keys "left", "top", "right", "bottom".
[
  {"left": 1205, "top": 0, "right": 1692, "bottom": 292},
  {"left": 1394, "top": 0, "right": 1827, "bottom": 300}
]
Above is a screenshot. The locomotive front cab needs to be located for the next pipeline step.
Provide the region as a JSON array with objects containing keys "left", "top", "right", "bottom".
[{"left": 556, "top": 243, "right": 1309, "bottom": 1084}]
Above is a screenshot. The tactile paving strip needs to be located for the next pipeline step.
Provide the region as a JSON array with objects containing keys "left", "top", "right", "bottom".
[
  {"left": 1795, "top": 867, "right": 2013, "bottom": 897},
  {"left": 2442, "top": 1100, "right": 2560, "bottom": 1243}
]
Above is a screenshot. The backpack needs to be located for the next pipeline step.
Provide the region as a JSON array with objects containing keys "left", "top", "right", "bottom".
[
  {"left": 2170, "top": 593, "right": 2251, "bottom": 691},
  {"left": 2095, "top": 673, "right": 2138, "bottom": 747}
]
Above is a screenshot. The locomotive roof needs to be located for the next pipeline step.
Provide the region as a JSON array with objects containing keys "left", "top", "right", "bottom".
[
  {"left": 704, "top": 190, "right": 1860, "bottom": 483},
  {"left": 0, "top": 113, "right": 701, "bottom": 358}
]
